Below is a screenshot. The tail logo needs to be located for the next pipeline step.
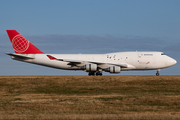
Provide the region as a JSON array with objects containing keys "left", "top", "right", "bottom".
[{"left": 12, "top": 35, "right": 29, "bottom": 53}]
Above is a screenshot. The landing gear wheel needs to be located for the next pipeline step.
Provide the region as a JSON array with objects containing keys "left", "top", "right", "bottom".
[
  {"left": 156, "top": 72, "right": 159, "bottom": 76},
  {"left": 156, "top": 69, "right": 160, "bottom": 76},
  {"left": 96, "top": 71, "right": 102, "bottom": 76},
  {"left": 88, "top": 72, "right": 95, "bottom": 76}
]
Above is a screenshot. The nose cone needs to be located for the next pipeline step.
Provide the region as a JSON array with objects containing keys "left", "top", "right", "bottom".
[
  {"left": 171, "top": 58, "right": 177, "bottom": 65},
  {"left": 167, "top": 58, "right": 177, "bottom": 66}
]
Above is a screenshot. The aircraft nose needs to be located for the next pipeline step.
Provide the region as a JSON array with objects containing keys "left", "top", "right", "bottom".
[
  {"left": 168, "top": 58, "right": 177, "bottom": 66},
  {"left": 172, "top": 59, "right": 177, "bottom": 65}
]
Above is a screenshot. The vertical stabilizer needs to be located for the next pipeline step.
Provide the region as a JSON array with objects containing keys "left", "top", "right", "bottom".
[{"left": 6, "top": 30, "right": 44, "bottom": 54}]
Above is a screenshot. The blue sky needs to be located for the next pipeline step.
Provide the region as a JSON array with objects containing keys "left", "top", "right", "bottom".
[{"left": 0, "top": 0, "right": 180, "bottom": 75}]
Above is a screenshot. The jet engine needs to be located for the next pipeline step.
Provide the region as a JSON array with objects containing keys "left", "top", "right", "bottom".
[
  {"left": 85, "top": 64, "right": 97, "bottom": 72},
  {"left": 109, "top": 66, "right": 121, "bottom": 73}
]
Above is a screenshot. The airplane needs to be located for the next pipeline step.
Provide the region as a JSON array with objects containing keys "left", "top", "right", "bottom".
[{"left": 6, "top": 30, "right": 177, "bottom": 76}]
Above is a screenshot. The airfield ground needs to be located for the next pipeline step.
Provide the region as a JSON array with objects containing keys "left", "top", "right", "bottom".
[{"left": 0, "top": 76, "right": 180, "bottom": 120}]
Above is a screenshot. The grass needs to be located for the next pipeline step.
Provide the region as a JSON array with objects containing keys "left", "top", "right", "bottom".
[{"left": 0, "top": 76, "right": 180, "bottom": 119}]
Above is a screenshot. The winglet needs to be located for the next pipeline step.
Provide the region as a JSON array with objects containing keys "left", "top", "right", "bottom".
[
  {"left": 6, "top": 30, "right": 44, "bottom": 54},
  {"left": 47, "top": 55, "right": 57, "bottom": 60}
]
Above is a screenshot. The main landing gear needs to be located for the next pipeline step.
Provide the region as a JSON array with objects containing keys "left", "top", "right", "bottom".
[
  {"left": 156, "top": 69, "right": 160, "bottom": 76},
  {"left": 96, "top": 71, "right": 102, "bottom": 76},
  {"left": 88, "top": 71, "right": 102, "bottom": 76},
  {"left": 88, "top": 72, "right": 95, "bottom": 76}
]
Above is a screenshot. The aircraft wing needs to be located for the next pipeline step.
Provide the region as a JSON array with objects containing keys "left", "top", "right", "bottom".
[
  {"left": 47, "top": 55, "right": 127, "bottom": 68},
  {"left": 58, "top": 59, "right": 84, "bottom": 64},
  {"left": 6, "top": 53, "right": 34, "bottom": 60},
  {"left": 47, "top": 55, "right": 82, "bottom": 64}
]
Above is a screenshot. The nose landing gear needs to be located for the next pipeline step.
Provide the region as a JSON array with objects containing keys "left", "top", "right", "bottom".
[{"left": 156, "top": 69, "right": 160, "bottom": 76}]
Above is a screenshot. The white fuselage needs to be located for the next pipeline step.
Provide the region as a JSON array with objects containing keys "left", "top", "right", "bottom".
[{"left": 13, "top": 51, "right": 177, "bottom": 72}]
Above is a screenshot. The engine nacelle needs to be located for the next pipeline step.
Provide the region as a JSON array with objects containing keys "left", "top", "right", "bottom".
[
  {"left": 109, "top": 66, "right": 121, "bottom": 73},
  {"left": 85, "top": 64, "right": 97, "bottom": 72}
]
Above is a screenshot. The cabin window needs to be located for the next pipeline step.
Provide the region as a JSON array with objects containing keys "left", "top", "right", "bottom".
[{"left": 161, "top": 53, "right": 165, "bottom": 55}]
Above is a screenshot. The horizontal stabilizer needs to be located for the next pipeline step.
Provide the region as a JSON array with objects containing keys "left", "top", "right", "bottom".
[{"left": 6, "top": 53, "right": 34, "bottom": 60}]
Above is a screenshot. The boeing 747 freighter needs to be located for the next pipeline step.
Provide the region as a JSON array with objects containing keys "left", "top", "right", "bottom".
[{"left": 6, "top": 30, "right": 177, "bottom": 76}]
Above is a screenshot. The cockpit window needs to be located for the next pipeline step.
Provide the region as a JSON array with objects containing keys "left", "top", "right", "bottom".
[{"left": 161, "top": 53, "right": 165, "bottom": 55}]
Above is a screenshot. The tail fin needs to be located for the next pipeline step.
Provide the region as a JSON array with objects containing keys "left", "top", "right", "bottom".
[{"left": 6, "top": 30, "right": 44, "bottom": 54}]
